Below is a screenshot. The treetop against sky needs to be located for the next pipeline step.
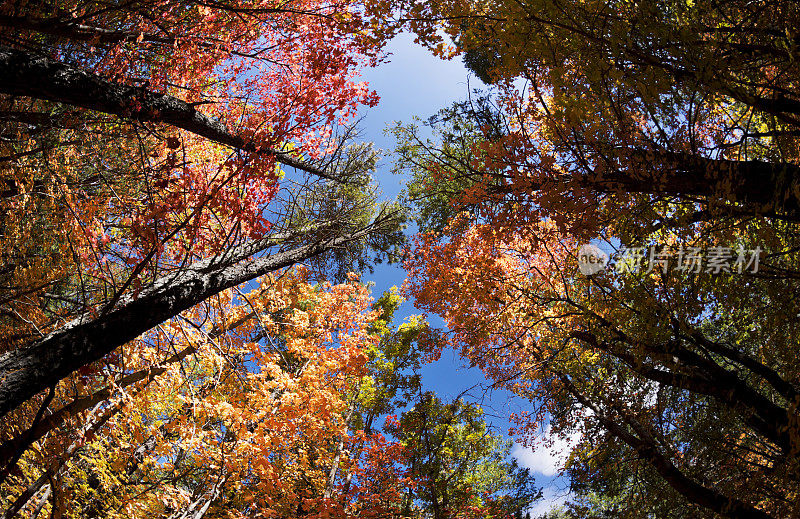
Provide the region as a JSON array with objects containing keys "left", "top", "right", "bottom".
[{"left": 1, "top": 0, "right": 800, "bottom": 518}]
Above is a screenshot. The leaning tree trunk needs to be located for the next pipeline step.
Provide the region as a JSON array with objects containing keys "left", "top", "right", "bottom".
[{"left": 0, "top": 215, "right": 396, "bottom": 418}]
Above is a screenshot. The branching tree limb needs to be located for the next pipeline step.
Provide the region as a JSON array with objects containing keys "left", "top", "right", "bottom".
[
  {"left": 0, "top": 45, "right": 341, "bottom": 181},
  {"left": 0, "top": 210, "right": 400, "bottom": 418}
]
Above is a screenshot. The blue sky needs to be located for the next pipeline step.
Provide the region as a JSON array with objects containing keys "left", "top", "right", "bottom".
[
  {"left": 359, "top": 33, "right": 494, "bottom": 395},
  {"left": 355, "top": 32, "right": 573, "bottom": 515}
]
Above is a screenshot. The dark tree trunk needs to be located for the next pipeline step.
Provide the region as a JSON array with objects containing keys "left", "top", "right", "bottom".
[
  {"left": 594, "top": 150, "right": 800, "bottom": 215},
  {"left": 0, "top": 45, "right": 339, "bottom": 181},
  {"left": 558, "top": 373, "right": 775, "bottom": 519},
  {"left": 0, "top": 218, "right": 392, "bottom": 418}
]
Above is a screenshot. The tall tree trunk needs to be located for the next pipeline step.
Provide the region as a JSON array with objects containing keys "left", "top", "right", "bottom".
[
  {"left": 557, "top": 372, "right": 775, "bottom": 519},
  {"left": 0, "top": 307, "right": 260, "bottom": 467},
  {"left": 0, "top": 215, "right": 396, "bottom": 418},
  {"left": 0, "top": 45, "right": 339, "bottom": 181}
]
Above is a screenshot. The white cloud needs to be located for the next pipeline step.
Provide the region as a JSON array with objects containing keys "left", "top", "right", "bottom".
[{"left": 511, "top": 425, "right": 580, "bottom": 477}]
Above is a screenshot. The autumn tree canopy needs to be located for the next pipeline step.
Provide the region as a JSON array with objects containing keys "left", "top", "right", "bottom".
[
  {"left": 0, "top": 3, "right": 532, "bottom": 510},
  {"left": 7, "top": 0, "right": 800, "bottom": 517},
  {"left": 0, "top": 0, "right": 406, "bottom": 415},
  {"left": 0, "top": 0, "right": 416, "bottom": 516},
  {"left": 392, "top": 0, "right": 800, "bottom": 517}
]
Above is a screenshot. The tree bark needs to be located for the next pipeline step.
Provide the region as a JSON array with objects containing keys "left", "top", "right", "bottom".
[
  {"left": 568, "top": 330, "right": 793, "bottom": 454},
  {"left": 0, "top": 15, "right": 174, "bottom": 44},
  {"left": 487, "top": 149, "right": 800, "bottom": 219},
  {"left": 0, "top": 344, "right": 192, "bottom": 468},
  {"left": 0, "top": 45, "right": 340, "bottom": 181},
  {"left": 557, "top": 373, "right": 775, "bottom": 519},
  {"left": 595, "top": 150, "right": 800, "bottom": 214},
  {"left": 0, "top": 305, "right": 262, "bottom": 467},
  {"left": 0, "top": 215, "right": 395, "bottom": 418}
]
